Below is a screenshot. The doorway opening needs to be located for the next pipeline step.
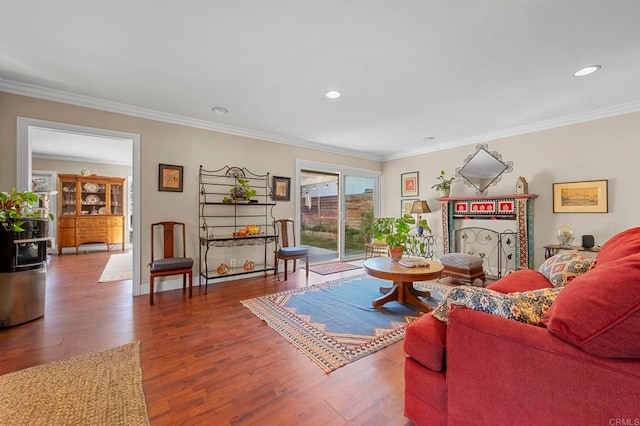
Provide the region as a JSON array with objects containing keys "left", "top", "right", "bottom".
[{"left": 16, "top": 118, "right": 141, "bottom": 295}]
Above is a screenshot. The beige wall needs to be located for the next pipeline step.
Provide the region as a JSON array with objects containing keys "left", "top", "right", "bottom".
[
  {"left": 382, "top": 112, "right": 640, "bottom": 266},
  {"left": 3, "top": 91, "right": 637, "bottom": 286},
  {"left": 0, "top": 92, "right": 382, "bottom": 290},
  {"left": 33, "top": 158, "right": 132, "bottom": 179}
]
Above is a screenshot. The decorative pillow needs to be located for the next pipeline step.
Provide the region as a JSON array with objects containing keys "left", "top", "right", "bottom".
[
  {"left": 538, "top": 252, "right": 597, "bottom": 288},
  {"left": 541, "top": 252, "right": 640, "bottom": 359},
  {"left": 431, "top": 285, "right": 561, "bottom": 324}
]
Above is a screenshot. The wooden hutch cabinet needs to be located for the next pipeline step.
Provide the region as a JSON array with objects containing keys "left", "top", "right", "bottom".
[{"left": 57, "top": 174, "right": 125, "bottom": 254}]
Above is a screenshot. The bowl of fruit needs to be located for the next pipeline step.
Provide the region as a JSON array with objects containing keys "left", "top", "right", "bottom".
[{"left": 233, "top": 225, "right": 261, "bottom": 238}]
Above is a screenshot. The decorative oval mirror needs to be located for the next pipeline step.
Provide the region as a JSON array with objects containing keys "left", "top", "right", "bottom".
[{"left": 456, "top": 144, "right": 513, "bottom": 195}]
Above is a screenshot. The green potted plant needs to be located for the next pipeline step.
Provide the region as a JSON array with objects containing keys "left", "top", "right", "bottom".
[
  {"left": 223, "top": 178, "right": 257, "bottom": 203},
  {"left": 370, "top": 215, "right": 431, "bottom": 261},
  {"left": 0, "top": 186, "right": 52, "bottom": 232},
  {"left": 431, "top": 170, "right": 455, "bottom": 197}
]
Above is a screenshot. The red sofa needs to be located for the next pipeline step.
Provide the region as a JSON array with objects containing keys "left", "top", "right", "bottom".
[{"left": 404, "top": 227, "right": 640, "bottom": 425}]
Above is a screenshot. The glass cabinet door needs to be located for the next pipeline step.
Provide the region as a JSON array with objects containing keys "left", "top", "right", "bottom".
[
  {"left": 111, "top": 182, "right": 123, "bottom": 215},
  {"left": 60, "top": 180, "right": 78, "bottom": 216},
  {"left": 80, "top": 181, "right": 106, "bottom": 216}
]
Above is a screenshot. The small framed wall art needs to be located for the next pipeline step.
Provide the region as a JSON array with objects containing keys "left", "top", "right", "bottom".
[
  {"left": 158, "top": 164, "right": 183, "bottom": 192},
  {"left": 401, "top": 171, "right": 419, "bottom": 197},
  {"left": 272, "top": 176, "right": 291, "bottom": 201},
  {"left": 31, "top": 172, "right": 52, "bottom": 192},
  {"left": 401, "top": 198, "right": 418, "bottom": 216},
  {"left": 552, "top": 179, "right": 608, "bottom": 213}
]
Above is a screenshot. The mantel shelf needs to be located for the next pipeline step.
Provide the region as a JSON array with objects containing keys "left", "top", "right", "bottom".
[{"left": 436, "top": 193, "right": 538, "bottom": 202}]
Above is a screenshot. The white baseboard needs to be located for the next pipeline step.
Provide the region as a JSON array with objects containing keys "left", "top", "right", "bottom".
[{"left": 139, "top": 269, "right": 273, "bottom": 295}]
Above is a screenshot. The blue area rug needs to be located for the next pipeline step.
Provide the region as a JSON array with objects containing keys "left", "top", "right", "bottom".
[{"left": 241, "top": 274, "right": 451, "bottom": 373}]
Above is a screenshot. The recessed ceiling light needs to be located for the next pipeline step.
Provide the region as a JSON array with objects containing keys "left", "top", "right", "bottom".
[
  {"left": 423, "top": 136, "right": 435, "bottom": 141},
  {"left": 574, "top": 65, "right": 601, "bottom": 77},
  {"left": 325, "top": 90, "right": 342, "bottom": 99},
  {"left": 211, "top": 106, "right": 228, "bottom": 114}
]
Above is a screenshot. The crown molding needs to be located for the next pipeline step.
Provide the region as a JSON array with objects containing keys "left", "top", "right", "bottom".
[
  {"left": 3, "top": 77, "right": 638, "bottom": 164},
  {"left": 384, "top": 100, "right": 640, "bottom": 161},
  {"left": 0, "top": 78, "right": 383, "bottom": 162}
]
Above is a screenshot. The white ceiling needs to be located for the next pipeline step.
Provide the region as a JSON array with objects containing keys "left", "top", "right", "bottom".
[{"left": 2, "top": 1, "right": 640, "bottom": 161}]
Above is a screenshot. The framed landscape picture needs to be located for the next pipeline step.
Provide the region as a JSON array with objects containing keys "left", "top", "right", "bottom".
[
  {"left": 553, "top": 180, "right": 608, "bottom": 213},
  {"left": 401, "top": 198, "right": 417, "bottom": 216},
  {"left": 401, "top": 171, "right": 419, "bottom": 197}
]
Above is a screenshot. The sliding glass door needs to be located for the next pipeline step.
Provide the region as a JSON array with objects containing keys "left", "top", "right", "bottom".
[
  {"left": 342, "top": 174, "right": 376, "bottom": 260},
  {"left": 300, "top": 171, "right": 340, "bottom": 264},
  {"left": 296, "top": 160, "right": 380, "bottom": 263}
]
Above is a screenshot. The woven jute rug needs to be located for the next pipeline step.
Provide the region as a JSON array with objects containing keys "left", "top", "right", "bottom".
[
  {"left": 241, "top": 274, "right": 451, "bottom": 373},
  {"left": 0, "top": 341, "right": 149, "bottom": 426}
]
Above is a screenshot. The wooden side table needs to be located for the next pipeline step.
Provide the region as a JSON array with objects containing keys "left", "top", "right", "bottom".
[{"left": 543, "top": 244, "right": 600, "bottom": 259}]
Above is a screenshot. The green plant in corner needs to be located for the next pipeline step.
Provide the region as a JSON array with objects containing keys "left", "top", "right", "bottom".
[
  {"left": 0, "top": 186, "right": 53, "bottom": 232},
  {"left": 431, "top": 170, "right": 455, "bottom": 192}
]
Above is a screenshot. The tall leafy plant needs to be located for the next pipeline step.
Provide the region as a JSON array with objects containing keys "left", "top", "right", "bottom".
[
  {"left": 0, "top": 186, "right": 51, "bottom": 232},
  {"left": 370, "top": 214, "right": 431, "bottom": 255}
]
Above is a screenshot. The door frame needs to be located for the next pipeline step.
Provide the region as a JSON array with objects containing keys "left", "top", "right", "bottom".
[
  {"left": 295, "top": 160, "right": 381, "bottom": 261},
  {"left": 16, "top": 117, "right": 142, "bottom": 295},
  {"left": 31, "top": 169, "right": 58, "bottom": 249}
]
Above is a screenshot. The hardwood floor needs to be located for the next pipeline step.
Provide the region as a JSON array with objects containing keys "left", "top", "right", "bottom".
[{"left": 0, "top": 252, "right": 413, "bottom": 425}]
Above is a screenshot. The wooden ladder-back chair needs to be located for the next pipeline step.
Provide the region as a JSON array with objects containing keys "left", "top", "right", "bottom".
[
  {"left": 273, "top": 219, "right": 309, "bottom": 281},
  {"left": 149, "top": 221, "right": 193, "bottom": 305}
]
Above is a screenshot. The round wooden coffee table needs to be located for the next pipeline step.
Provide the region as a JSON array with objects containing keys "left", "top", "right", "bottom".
[{"left": 363, "top": 257, "right": 444, "bottom": 312}]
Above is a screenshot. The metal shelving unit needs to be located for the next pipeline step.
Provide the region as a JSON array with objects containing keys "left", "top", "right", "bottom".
[{"left": 198, "top": 166, "right": 277, "bottom": 292}]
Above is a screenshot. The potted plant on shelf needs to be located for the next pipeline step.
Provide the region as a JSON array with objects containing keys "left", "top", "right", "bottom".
[
  {"left": 431, "top": 170, "right": 455, "bottom": 197},
  {"left": 223, "top": 178, "right": 257, "bottom": 203},
  {"left": 0, "top": 186, "right": 52, "bottom": 232},
  {"left": 370, "top": 215, "right": 431, "bottom": 261},
  {"left": 1, "top": 186, "right": 53, "bottom": 274}
]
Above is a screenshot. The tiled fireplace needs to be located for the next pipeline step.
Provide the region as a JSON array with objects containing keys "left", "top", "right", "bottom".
[{"left": 437, "top": 194, "right": 538, "bottom": 278}]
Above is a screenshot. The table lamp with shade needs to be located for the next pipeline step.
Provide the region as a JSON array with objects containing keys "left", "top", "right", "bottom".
[{"left": 410, "top": 200, "right": 431, "bottom": 235}]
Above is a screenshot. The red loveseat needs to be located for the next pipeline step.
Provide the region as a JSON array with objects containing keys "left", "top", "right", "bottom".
[{"left": 404, "top": 227, "right": 640, "bottom": 425}]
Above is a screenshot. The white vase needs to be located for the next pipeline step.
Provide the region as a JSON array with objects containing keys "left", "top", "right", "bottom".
[{"left": 439, "top": 189, "right": 451, "bottom": 198}]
